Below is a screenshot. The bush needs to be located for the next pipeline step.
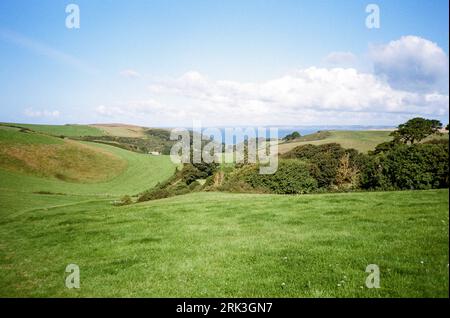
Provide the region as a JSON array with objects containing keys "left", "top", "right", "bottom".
[
  {"left": 113, "top": 195, "right": 133, "bottom": 206},
  {"left": 361, "top": 142, "right": 449, "bottom": 190},
  {"left": 138, "top": 188, "right": 172, "bottom": 202},
  {"left": 334, "top": 153, "right": 360, "bottom": 190},
  {"left": 180, "top": 163, "right": 218, "bottom": 185},
  {"left": 226, "top": 159, "right": 318, "bottom": 194},
  {"left": 282, "top": 143, "right": 365, "bottom": 188},
  {"left": 172, "top": 181, "right": 190, "bottom": 195},
  {"left": 188, "top": 180, "right": 201, "bottom": 191},
  {"left": 179, "top": 165, "right": 201, "bottom": 185}
]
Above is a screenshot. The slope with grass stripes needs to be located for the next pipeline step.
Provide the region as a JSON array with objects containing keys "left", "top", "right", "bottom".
[{"left": 0, "top": 126, "right": 176, "bottom": 196}]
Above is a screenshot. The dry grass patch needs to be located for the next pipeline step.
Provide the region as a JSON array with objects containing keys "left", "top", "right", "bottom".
[
  {"left": 0, "top": 139, "right": 127, "bottom": 183},
  {"left": 91, "top": 124, "right": 146, "bottom": 138}
]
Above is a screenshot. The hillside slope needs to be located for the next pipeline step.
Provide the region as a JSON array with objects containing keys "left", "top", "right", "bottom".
[
  {"left": 0, "top": 126, "right": 176, "bottom": 196},
  {"left": 91, "top": 124, "right": 147, "bottom": 138},
  {"left": 0, "top": 123, "right": 105, "bottom": 137},
  {"left": 278, "top": 130, "right": 393, "bottom": 153},
  {"left": 0, "top": 126, "right": 126, "bottom": 183}
]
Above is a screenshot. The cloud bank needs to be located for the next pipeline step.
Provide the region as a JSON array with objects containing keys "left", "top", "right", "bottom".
[
  {"left": 96, "top": 36, "right": 449, "bottom": 126},
  {"left": 370, "top": 36, "right": 449, "bottom": 93}
]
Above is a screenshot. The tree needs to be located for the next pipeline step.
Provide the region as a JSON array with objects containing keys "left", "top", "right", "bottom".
[
  {"left": 334, "top": 153, "right": 360, "bottom": 189},
  {"left": 284, "top": 131, "right": 301, "bottom": 141},
  {"left": 371, "top": 141, "right": 397, "bottom": 154},
  {"left": 390, "top": 117, "right": 442, "bottom": 144},
  {"left": 240, "top": 159, "right": 318, "bottom": 194},
  {"left": 281, "top": 143, "right": 365, "bottom": 188},
  {"left": 361, "top": 142, "right": 449, "bottom": 190}
]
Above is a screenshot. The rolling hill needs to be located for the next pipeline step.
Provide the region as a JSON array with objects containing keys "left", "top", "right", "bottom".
[
  {"left": 278, "top": 130, "right": 449, "bottom": 154},
  {"left": 0, "top": 123, "right": 105, "bottom": 137},
  {"left": 0, "top": 125, "right": 177, "bottom": 196},
  {"left": 278, "top": 130, "right": 394, "bottom": 153},
  {"left": 91, "top": 124, "right": 147, "bottom": 138},
  {"left": 0, "top": 122, "right": 448, "bottom": 297}
]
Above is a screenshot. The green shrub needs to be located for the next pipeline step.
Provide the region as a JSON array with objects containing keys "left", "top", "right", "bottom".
[
  {"left": 172, "top": 181, "right": 190, "bottom": 195},
  {"left": 180, "top": 162, "right": 218, "bottom": 185},
  {"left": 282, "top": 143, "right": 365, "bottom": 188},
  {"left": 121, "top": 195, "right": 133, "bottom": 205},
  {"left": 138, "top": 188, "right": 172, "bottom": 202},
  {"left": 226, "top": 159, "right": 317, "bottom": 194},
  {"left": 361, "top": 142, "right": 449, "bottom": 190},
  {"left": 188, "top": 180, "right": 201, "bottom": 191}
]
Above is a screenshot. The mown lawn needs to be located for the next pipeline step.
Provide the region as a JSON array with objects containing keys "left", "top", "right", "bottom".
[{"left": 0, "top": 189, "right": 447, "bottom": 297}]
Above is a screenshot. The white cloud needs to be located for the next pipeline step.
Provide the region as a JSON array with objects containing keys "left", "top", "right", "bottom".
[
  {"left": 96, "top": 36, "right": 449, "bottom": 127},
  {"left": 24, "top": 108, "right": 60, "bottom": 118},
  {"left": 370, "top": 35, "right": 449, "bottom": 93},
  {"left": 95, "top": 100, "right": 162, "bottom": 118},
  {"left": 119, "top": 69, "right": 141, "bottom": 78},
  {"left": 144, "top": 67, "right": 448, "bottom": 126},
  {"left": 324, "top": 51, "right": 357, "bottom": 67}
]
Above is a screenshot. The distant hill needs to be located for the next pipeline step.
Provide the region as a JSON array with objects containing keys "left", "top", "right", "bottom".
[
  {"left": 0, "top": 123, "right": 178, "bottom": 155},
  {"left": 0, "top": 123, "right": 105, "bottom": 137},
  {"left": 278, "top": 130, "right": 394, "bottom": 153},
  {"left": 90, "top": 123, "right": 148, "bottom": 138},
  {"left": 278, "top": 129, "right": 448, "bottom": 154}
]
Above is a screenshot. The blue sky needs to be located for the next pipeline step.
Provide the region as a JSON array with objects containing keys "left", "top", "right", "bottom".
[{"left": 0, "top": 0, "right": 448, "bottom": 127}]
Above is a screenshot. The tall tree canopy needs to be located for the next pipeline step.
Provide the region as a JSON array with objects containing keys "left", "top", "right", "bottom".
[{"left": 390, "top": 117, "right": 442, "bottom": 144}]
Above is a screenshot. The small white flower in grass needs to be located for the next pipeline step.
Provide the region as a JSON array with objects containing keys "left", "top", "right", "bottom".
[
  {"left": 420, "top": 261, "right": 424, "bottom": 264},
  {"left": 337, "top": 283, "right": 341, "bottom": 287}
]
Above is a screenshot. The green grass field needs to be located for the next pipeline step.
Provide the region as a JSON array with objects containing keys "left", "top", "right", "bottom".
[
  {"left": 0, "top": 123, "right": 105, "bottom": 137},
  {"left": 0, "top": 190, "right": 448, "bottom": 297},
  {"left": 0, "top": 125, "right": 448, "bottom": 297}
]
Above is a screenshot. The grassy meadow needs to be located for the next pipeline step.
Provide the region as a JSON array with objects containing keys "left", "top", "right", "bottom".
[
  {"left": 0, "top": 123, "right": 105, "bottom": 137},
  {"left": 0, "top": 124, "right": 448, "bottom": 297},
  {"left": 0, "top": 190, "right": 448, "bottom": 297}
]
